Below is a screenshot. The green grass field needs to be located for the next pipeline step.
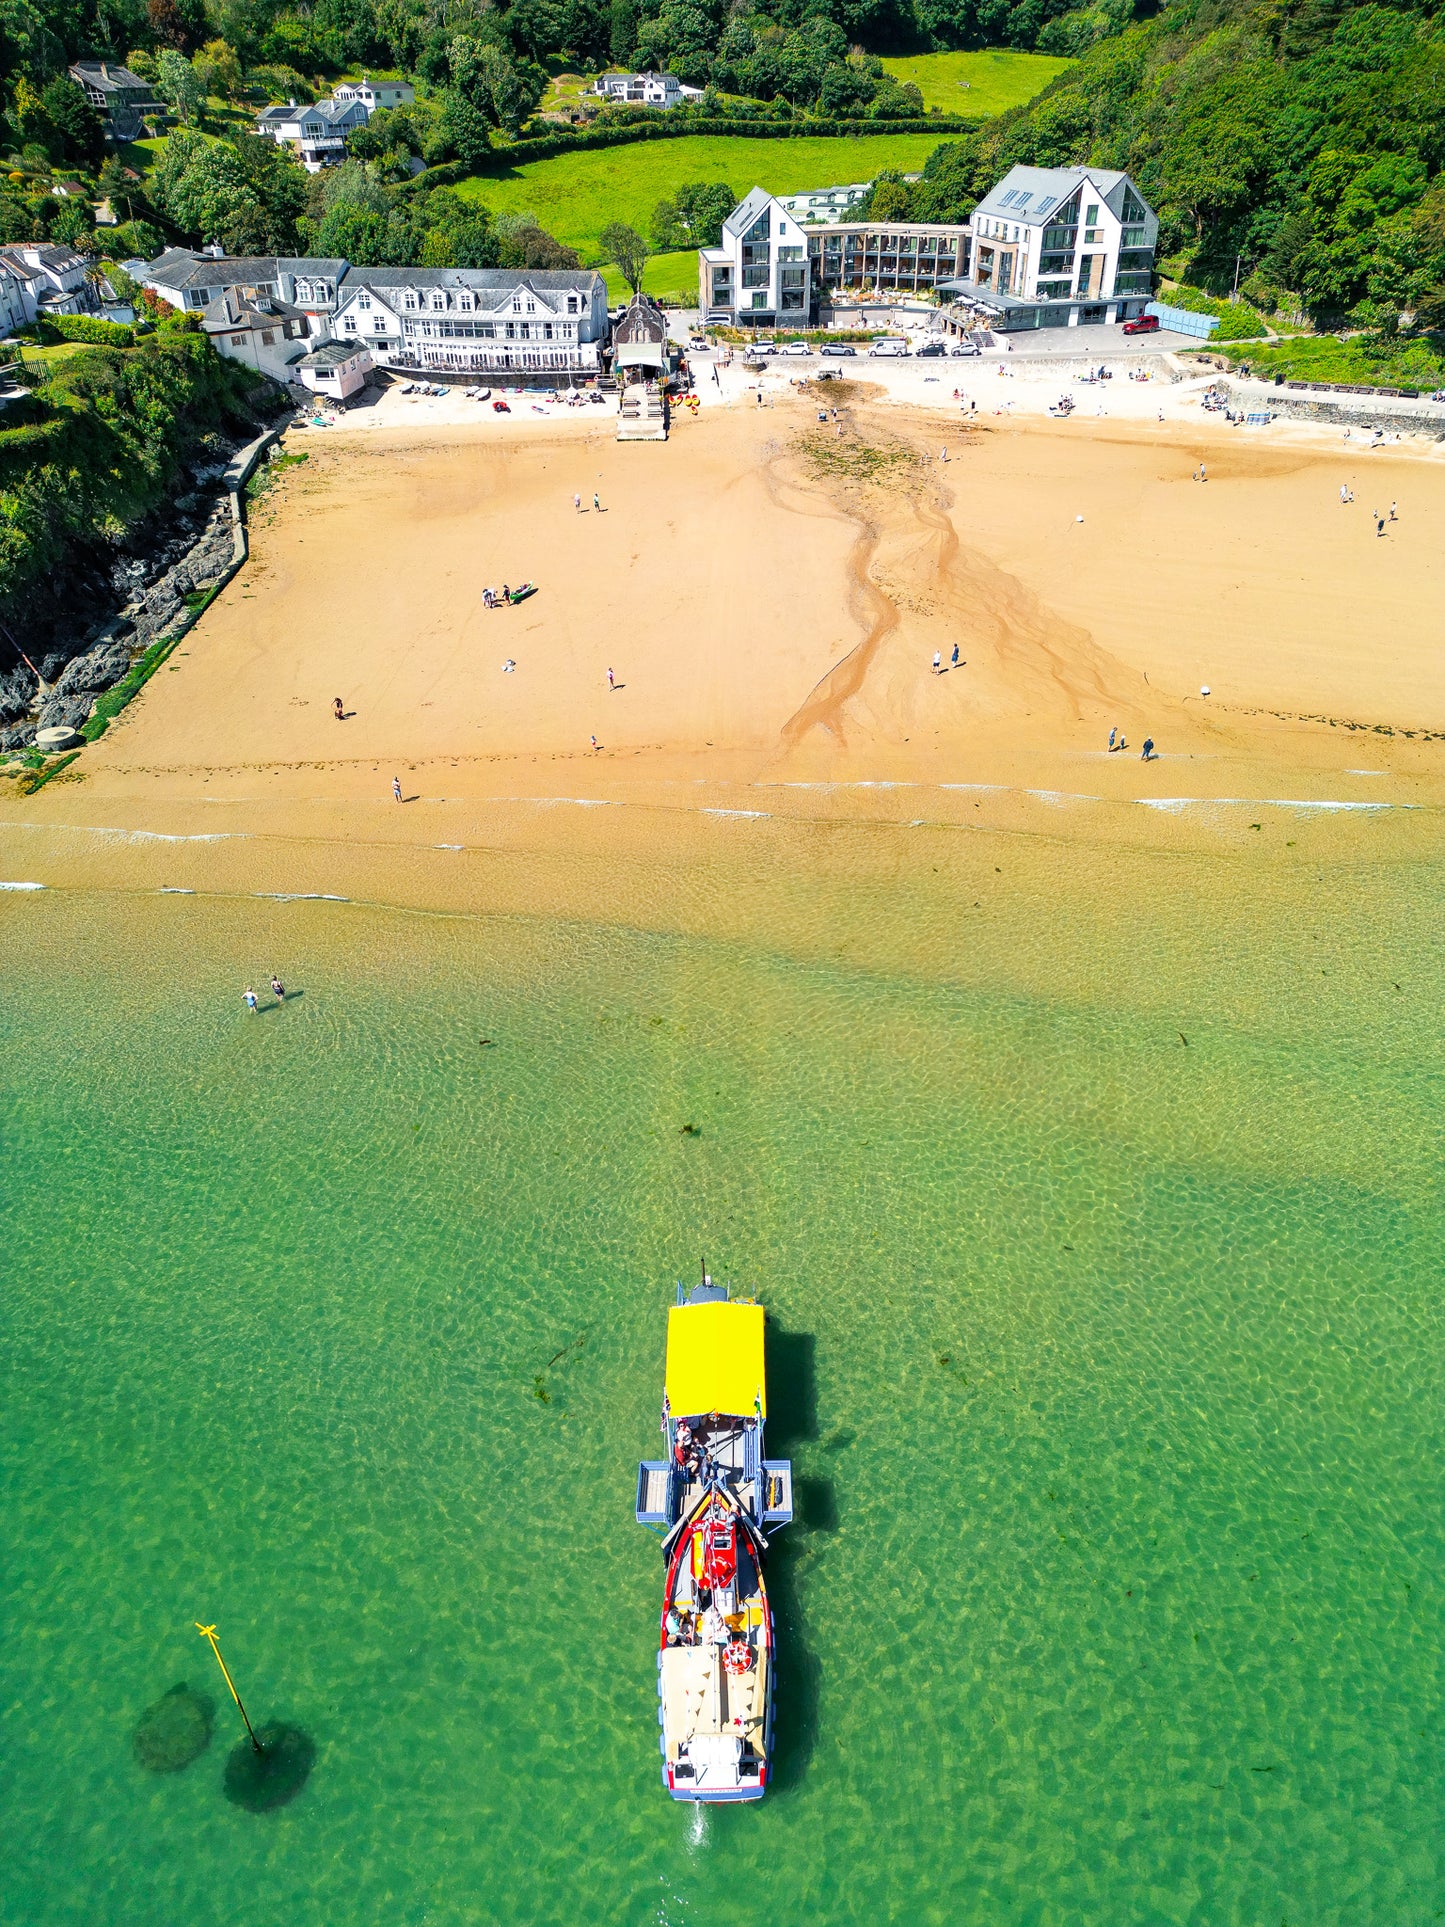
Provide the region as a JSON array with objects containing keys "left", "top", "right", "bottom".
[
  {"left": 598, "top": 249, "right": 699, "bottom": 304},
  {"left": 878, "top": 49, "right": 1073, "bottom": 116},
  {"left": 456, "top": 131, "right": 948, "bottom": 264},
  {"left": 1216, "top": 332, "right": 1445, "bottom": 390}
]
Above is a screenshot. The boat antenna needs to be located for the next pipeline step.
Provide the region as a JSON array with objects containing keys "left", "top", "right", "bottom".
[{"left": 701, "top": 1256, "right": 707, "bottom": 1289}]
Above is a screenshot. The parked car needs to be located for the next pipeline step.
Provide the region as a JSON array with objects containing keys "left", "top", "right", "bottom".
[
  {"left": 779, "top": 342, "right": 812, "bottom": 356},
  {"left": 949, "top": 342, "right": 981, "bottom": 356},
  {"left": 868, "top": 338, "right": 910, "bottom": 357},
  {"left": 1122, "top": 313, "right": 1160, "bottom": 335},
  {"left": 820, "top": 344, "right": 857, "bottom": 357},
  {"left": 917, "top": 340, "right": 947, "bottom": 358}
]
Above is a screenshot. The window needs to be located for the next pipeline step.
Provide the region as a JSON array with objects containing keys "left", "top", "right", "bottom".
[
  {"left": 432, "top": 293, "right": 445, "bottom": 310},
  {"left": 404, "top": 293, "right": 417, "bottom": 310},
  {"left": 459, "top": 292, "right": 472, "bottom": 311},
  {"left": 544, "top": 323, "right": 553, "bottom": 339},
  {"left": 1085, "top": 204, "right": 1099, "bottom": 226},
  {"left": 778, "top": 246, "right": 802, "bottom": 262},
  {"left": 358, "top": 294, "right": 371, "bottom": 309},
  {"left": 373, "top": 315, "right": 385, "bottom": 330},
  {"left": 743, "top": 210, "right": 770, "bottom": 244},
  {"left": 261, "top": 329, "right": 275, "bottom": 344},
  {"left": 344, "top": 317, "right": 357, "bottom": 332},
  {"left": 567, "top": 295, "right": 578, "bottom": 313},
  {"left": 230, "top": 333, "right": 246, "bottom": 345}
]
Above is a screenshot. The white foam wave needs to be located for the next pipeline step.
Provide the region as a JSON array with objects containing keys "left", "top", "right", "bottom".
[
  {"left": 0, "top": 879, "right": 44, "bottom": 890},
  {"left": 702, "top": 808, "right": 769, "bottom": 819}
]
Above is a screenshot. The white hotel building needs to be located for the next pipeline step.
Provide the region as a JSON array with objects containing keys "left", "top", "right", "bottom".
[
  {"left": 140, "top": 252, "right": 609, "bottom": 380},
  {"left": 949, "top": 164, "right": 1159, "bottom": 329}
]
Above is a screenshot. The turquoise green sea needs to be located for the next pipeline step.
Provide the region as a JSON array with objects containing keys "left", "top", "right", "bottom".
[{"left": 2, "top": 848, "right": 1440, "bottom": 1925}]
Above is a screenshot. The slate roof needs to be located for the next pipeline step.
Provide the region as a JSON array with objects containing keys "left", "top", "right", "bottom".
[
  {"left": 971, "top": 166, "right": 1146, "bottom": 227},
  {"left": 340, "top": 266, "right": 601, "bottom": 294}
]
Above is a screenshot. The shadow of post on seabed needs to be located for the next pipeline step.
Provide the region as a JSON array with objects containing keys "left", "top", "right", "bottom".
[{"left": 763, "top": 1321, "right": 835, "bottom": 1796}]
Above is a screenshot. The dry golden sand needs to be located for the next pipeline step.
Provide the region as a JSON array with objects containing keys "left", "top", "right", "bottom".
[{"left": 5, "top": 387, "right": 1442, "bottom": 930}]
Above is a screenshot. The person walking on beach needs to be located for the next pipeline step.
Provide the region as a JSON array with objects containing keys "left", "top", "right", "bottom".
[
  {"left": 593, "top": 491, "right": 602, "bottom": 511},
  {"left": 243, "top": 987, "right": 259, "bottom": 1014},
  {"left": 1108, "top": 726, "right": 1118, "bottom": 752},
  {"left": 270, "top": 975, "right": 285, "bottom": 1002},
  {"left": 1141, "top": 737, "right": 1155, "bottom": 761},
  {"left": 1389, "top": 500, "right": 1398, "bottom": 520},
  {"left": 951, "top": 642, "right": 960, "bottom": 668},
  {"left": 573, "top": 492, "right": 582, "bottom": 513},
  {"left": 392, "top": 776, "right": 403, "bottom": 803},
  {"left": 590, "top": 733, "right": 599, "bottom": 752},
  {"left": 1340, "top": 484, "right": 1349, "bottom": 504},
  {"left": 606, "top": 666, "right": 615, "bottom": 691},
  {"left": 932, "top": 650, "right": 942, "bottom": 675},
  {"left": 333, "top": 696, "right": 345, "bottom": 721}
]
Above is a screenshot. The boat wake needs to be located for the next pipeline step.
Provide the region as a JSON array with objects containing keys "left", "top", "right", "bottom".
[{"left": 688, "top": 1802, "right": 708, "bottom": 1851}]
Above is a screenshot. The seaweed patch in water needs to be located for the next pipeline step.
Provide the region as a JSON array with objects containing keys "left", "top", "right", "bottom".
[
  {"left": 132, "top": 1681, "right": 215, "bottom": 1773},
  {"left": 222, "top": 1723, "right": 316, "bottom": 1812}
]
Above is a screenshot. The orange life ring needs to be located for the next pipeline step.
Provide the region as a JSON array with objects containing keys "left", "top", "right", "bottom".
[{"left": 723, "top": 1640, "right": 753, "bottom": 1677}]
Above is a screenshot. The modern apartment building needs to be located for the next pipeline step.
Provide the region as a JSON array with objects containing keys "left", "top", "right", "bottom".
[
  {"left": 699, "top": 189, "right": 814, "bottom": 326},
  {"left": 807, "top": 220, "right": 971, "bottom": 297},
  {"left": 700, "top": 189, "right": 972, "bottom": 323},
  {"left": 948, "top": 164, "right": 1158, "bottom": 328}
]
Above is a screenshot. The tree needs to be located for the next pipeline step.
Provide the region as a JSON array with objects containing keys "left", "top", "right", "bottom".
[
  {"left": 156, "top": 48, "right": 205, "bottom": 122},
  {"left": 600, "top": 219, "right": 648, "bottom": 292},
  {"left": 194, "top": 38, "right": 243, "bottom": 100},
  {"left": 652, "top": 179, "right": 734, "bottom": 249},
  {"left": 494, "top": 213, "right": 580, "bottom": 269},
  {"left": 448, "top": 36, "right": 546, "bottom": 138},
  {"left": 41, "top": 78, "right": 107, "bottom": 168},
  {"left": 860, "top": 171, "right": 915, "bottom": 221}
]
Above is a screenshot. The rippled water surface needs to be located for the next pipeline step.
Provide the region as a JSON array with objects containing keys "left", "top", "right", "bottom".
[{"left": 1, "top": 862, "right": 1439, "bottom": 1926}]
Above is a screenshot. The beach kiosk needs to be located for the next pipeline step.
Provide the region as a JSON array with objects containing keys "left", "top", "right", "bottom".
[{"left": 637, "top": 1280, "right": 793, "bottom": 1800}]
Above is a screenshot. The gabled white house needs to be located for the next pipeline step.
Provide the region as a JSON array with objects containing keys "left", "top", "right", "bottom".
[
  {"left": 952, "top": 165, "right": 1159, "bottom": 329},
  {"left": 0, "top": 243, "right": 95, "bottom": 321},
  {"left": 334, "top": 76, "right": 414, "bottom": 112},
  {"left": 254, "top": 96, "right": 369, "bottom": 170},
  {"left": 699, "top": 188, "right": 812, "bottom": 327},
  {"left": 593, "top": 71, "right": 702, "bottom": 108}
]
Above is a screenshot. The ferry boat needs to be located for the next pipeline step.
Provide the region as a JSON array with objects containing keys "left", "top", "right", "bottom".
[{"left": 635, "top": 1279, "right": 793, "bottom": 1802}]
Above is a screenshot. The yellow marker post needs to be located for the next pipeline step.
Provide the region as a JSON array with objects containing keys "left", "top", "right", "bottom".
[{"left": 196, "top": 1623, "right": 264, "bottom": 1754}]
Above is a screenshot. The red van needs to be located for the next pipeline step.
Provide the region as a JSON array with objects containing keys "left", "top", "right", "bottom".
[{"left": 1122, "top": 313, "right": 1160, "bottom": 335}]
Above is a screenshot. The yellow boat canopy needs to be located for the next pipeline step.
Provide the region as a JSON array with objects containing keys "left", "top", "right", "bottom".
[{"left": 666, "top": 1301, "right": 766, "bottom": 1420}]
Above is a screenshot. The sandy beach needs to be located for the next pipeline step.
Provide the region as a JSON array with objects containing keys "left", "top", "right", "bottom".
[{"left": 5, "top": 375, "right": 1442, "bottom": 923}]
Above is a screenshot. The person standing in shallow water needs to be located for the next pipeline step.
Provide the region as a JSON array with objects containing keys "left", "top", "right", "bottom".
[
  {"left": 1141, "top": 737, "right": 1155, "bottom": 761},
  {"left": 243, "top": 987, "right": 258, "bottom": 1013},
  {"left": 271, "top": 975, "right": 285, "bottom": 1002}
]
